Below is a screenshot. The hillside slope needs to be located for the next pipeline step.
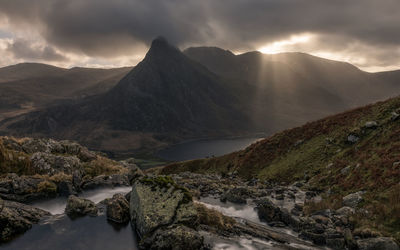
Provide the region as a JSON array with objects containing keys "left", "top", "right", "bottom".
[{"left": 162, "top": 95, "right": 400, "bottom": 239}]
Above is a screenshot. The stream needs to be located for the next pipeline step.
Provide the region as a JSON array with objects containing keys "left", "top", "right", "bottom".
[{"left": 2, "top": 187, "right": 320, "bottom": 250}]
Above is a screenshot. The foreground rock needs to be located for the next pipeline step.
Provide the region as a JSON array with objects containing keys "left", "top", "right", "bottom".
[
  {"left": 106, "top": 193, "right": 130, "bottom": 223},
  {"left": 65, "top": 195, "right": 98, "bottom": 218},
  {"left": 130, "top": 176, "right": 206, "bottom": 249},
  {"left": 0, "top": 198, "right": 50, "bottom": 242}
]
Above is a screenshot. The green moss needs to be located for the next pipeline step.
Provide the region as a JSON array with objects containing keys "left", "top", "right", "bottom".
[{"left": 139, "top": 176, "right": 193, "bottom": 204}]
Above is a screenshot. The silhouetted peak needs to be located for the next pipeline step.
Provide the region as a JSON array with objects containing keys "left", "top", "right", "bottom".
[
  {"left": 144, "top": 36, "right": 182, "bottom": 62},
  {"left": 151, "top": 36, "right": 169, "bottom": 47}
]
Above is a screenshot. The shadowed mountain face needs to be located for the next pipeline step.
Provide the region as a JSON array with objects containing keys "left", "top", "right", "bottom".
[
  {"left": 0, "top": 38, "right": 255, "bottom": 152},
  {"left": 1, "top": 38, "right": 400, "bottom": 153}
]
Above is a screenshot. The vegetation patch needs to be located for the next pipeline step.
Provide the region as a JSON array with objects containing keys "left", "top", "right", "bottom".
[
  {"left": 82, "top": 156, "right": 127, "bottom": 178},
  {"left": 37, "top": 180, "right": 57, "bottom": 193},
  {"left": 195, "top": 203, "right": 235, "bottom": 233}
]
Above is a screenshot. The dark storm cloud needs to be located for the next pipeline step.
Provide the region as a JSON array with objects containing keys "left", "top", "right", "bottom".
[
  {"left": 0, "top": 0, "right": 399, "bottom": 64},
  {"left": 6, "top": 39, "right": 67, "bottom": 61}
]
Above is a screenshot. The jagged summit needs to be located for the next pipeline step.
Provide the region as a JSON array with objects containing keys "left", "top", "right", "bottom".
[
  {"left": 145, "top": 36, "right": 181, "bottom": 61},
  {"left": 150, "top": 36, "right": 170, "bottom": 47}
]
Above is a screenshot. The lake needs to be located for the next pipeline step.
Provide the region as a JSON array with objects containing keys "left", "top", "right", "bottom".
[{"left": 156, "top": 137, "right": 264, "bottom": 161}]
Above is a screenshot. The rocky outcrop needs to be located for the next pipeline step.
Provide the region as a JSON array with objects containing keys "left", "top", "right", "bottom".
[
  {"left": 30, "top": 152, "right": 83, "bottom": 176},
  {"left": 130, "top": 176, "right": 205, "bottom": 250},
  {"left": 0, "top": 198, "right": 50, "bottom": 242},
  {"left": 0, "top": 136, "right": 135, "bottom": 203},
  {"left": 106, "top": 193, "right": 130, "bottom": 224},
  {"left": 65, "top": 195, "right": 98, "bottom": 218},
  {"left": 0, "top": 174, "right": 57, "bottom": 202}
]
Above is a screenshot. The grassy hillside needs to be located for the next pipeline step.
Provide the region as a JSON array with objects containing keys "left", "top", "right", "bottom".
[{"left": 161, "top": 96, "right": 400, "bottom": 240}]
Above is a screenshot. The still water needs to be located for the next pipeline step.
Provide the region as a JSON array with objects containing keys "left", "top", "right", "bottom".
[
  {"left": 157, "top": 137, "right": 263, "bottom": 161},
  {"left": 1, "top": 187, "right": 137, "bottom": 250}
]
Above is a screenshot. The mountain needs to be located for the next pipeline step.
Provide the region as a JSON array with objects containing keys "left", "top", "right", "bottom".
[
  {"left": 184, "top": 47, "right": 400, "bottom": 126},
  {"left": 0, "top": 38, "right": 254, "bottom": 153},
  {"left": 0, "top": 63, "right": 132, "bottom": 120},
  {"left": 161, "top": 95, "right": 400, "bottom": 241},
  {"left": 2, "top": 38, "right": 400, "bottom": 154}
]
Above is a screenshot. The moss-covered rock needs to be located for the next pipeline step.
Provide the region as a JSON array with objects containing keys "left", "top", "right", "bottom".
[
  {"left": 65, "top": 195, "right": 98, "bottom": 218},
  {"left": 130, "top": 176, "right": 204, "bottom": 249}
]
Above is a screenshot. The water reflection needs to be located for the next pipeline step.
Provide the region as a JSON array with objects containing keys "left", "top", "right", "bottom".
[
  {"left": 1, "top": 215, "right": 138, "bottom": 250},
  {"left": 31, "top": 186, "right": 132, "bottom": 215},
  {"left": 157, "top": 137, "right": 263, "bottom": 161}
]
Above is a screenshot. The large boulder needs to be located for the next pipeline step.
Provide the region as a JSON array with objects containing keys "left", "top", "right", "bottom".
[
  {"left": 65, "top": 195, "right": 98, "bottom": 218},
  {"left": 0, "top": 198, "right": 50, "bottom": 242},
  {"left": 357, "top": 237, "right": 399, "bottom": 250},
  {"left": 130, "top": 176, "right": 205, "bottom": 250},
  {"left": 106, "top": 193, "right": 130, "bottom": 224}
]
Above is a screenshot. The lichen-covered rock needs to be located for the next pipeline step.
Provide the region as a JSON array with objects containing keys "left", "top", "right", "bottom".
[
  {"left": 65, "top": 195, "right": 98, "bottom": 218},
  {"left": 30, "top": 152, "right": 82, "bottom": 176},
  {"left": 130, "top": 176, "right": 204, "bottom": 249},
  {"left": 130, "top": 176, "right": 197, "bottom": 237},
  {"left": 106, "top": 193, "right": 130, "bottom": 223},
  {"left": 0, "top": 198, "right": 50, "bottom": 242},
  {"left": 343, "top": 191, "right": 365, "bottom": 208},
  {"left": 357, "top": 237, "right": 399, "bottom": 250},
  {"left": 18, "top": 138, "right": 96, "bottom": 162}
]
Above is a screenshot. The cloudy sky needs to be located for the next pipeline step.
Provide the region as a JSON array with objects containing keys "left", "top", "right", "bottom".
[{"left": 0, "top": 0, "right": 399, "bottom": 72}]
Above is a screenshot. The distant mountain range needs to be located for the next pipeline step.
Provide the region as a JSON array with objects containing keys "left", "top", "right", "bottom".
[
  {"left": 1, "top": 37, "right": 400, "bottom": 154},
  {"left": 0, "top": 63, "right": 131, "bottom": 120}
]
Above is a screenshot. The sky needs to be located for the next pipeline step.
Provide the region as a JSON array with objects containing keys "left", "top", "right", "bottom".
[{"left": 0, "top": 0, "right": 399, "bottom": 72}]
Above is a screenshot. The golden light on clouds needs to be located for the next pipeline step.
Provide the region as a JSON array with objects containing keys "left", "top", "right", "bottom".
[{"left": 258, "top": 34, "right": 313, "bottom": 54}]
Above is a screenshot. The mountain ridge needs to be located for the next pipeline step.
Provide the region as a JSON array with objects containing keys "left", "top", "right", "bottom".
[{"left": 1, "top": 38, "right": 400, "bottom": 154}]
